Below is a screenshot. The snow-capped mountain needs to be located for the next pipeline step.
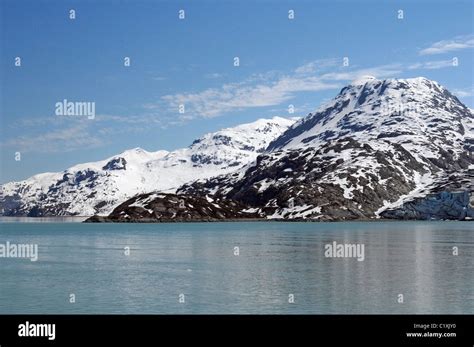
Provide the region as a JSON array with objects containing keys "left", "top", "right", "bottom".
[
  {"left": 101, "top": 76, "right": 473, "bottom": 222},
  {"left": 0, "top": 117, "right": 296, "bottom": 216}
]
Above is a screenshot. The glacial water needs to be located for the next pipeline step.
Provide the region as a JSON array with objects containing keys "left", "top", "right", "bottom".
[{"left": 0, "top": 221, "right": 472, "bottom": 314}]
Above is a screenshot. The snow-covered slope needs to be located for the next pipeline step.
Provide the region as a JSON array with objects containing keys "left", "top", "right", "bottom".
[
  {"left": 0, "top": 117, "right": 296, "bottom": 216},
  {"left": 172, "top": 77, "right": 473, "bottom": 220}
]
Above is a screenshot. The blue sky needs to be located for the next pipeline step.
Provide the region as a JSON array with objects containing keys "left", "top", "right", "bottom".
[{"left": 1, "top": 0, "right": 473, "bottom": 183}]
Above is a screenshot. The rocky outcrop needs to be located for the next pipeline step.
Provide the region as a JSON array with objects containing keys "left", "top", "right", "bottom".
[{"left": 84, "top": 193, "right": 260, "bottom": 222}]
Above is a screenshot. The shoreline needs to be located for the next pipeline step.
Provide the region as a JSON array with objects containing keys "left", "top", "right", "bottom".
[{"left": 0, "top": 216, "right": 471, "bottom": 223}]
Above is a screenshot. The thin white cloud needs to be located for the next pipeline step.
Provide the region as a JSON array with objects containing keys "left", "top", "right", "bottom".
[
  {"left": 97, "top": 113, "right": 164, "bottom": 125},
  {"left": 157, "top": 62, "right": 407, "bottom": 119},
  {"left": 160, "top": 76, "right": 340, "bottom": 118},
  {"left": 320, "top": 64, "right": 404, "bottom": 81},
  {"left": 204, "top": 73, "right": 225, "bottom": 79},
  {"left": 294, "top": 58, "right": 340, "bottom": 74},
  {"left": 408, "top": 59, "right": 454, "bottom": 70},
  {"left": 9, "top": 113, "right": 164, "bottom": 129},
  {"left": 2, "top": 113, "right": 169, "bottom": 153},
  {"left": 151, "top": 76, "right": 166, "bottom": 81},
  {"left": 452, "top": 86, "right": 474, "bottom": 98},
  {"left": 419, "top": 34, "right": 474, "bottom": 55},
  {"left": 1, "top": 124, "right": 104, "bottom": 153}
]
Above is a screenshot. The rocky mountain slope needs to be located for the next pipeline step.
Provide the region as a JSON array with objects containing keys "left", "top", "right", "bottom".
[
  {"left": 0, "top": 117, "right": 295, "bottom": 216},
  {"left": 92, "top": 77, "right": 474, "bottom": 222},
  {"left": 85, "top": 192, "right": 260, "bottom": 223}
]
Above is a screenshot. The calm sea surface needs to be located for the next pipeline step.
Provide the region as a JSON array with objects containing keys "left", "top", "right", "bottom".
[{"left": 0, "top": 220, "right": 472, "bottom": 314}]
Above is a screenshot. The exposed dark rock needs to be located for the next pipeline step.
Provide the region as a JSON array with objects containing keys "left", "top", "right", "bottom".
[
  {"left": 85, "top": 193, "right": 260, "bottom": 222},
  {"left": 102, "top": 157, "right": 127, "bottom": 171}
]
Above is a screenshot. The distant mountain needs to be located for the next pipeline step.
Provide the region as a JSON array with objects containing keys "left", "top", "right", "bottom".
[
  {"left": 93, "top": 77, "right": 474, "bottom": 222},
  {"left": 0, "top": 117, "right": 296, "bottom": 216}
]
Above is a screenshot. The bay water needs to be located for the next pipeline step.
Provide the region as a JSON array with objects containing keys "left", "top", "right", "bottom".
[{"left": 0, "top": 221, "right": 472, "bottom": 314}]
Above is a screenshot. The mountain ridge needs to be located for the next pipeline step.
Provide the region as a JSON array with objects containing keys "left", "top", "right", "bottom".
[
  {"left": 0, "top": 116, "right": 296, "bottom": 216},
  {"left": 88, "top": 77, "right": 474, "bottom": 222}
]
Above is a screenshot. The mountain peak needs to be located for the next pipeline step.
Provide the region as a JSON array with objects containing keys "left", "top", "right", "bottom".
[
  {"left": 119, "top": 147, "right": 146, "bottom": 156},
  {"left": 350, "top": 75, "right": 377, "bottom": 86},
  {"left": 347, "top": 76, "right": 442, "bottom": 91},
  {"left": 268, "top": 77, "right": 469, "bottom": 152}
]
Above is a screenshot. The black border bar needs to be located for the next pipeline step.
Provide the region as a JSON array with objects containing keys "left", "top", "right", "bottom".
[{"left": 0, "top": 315, "right": 473, "bottom": 346}]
